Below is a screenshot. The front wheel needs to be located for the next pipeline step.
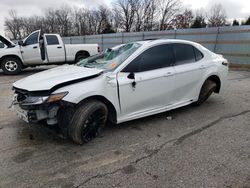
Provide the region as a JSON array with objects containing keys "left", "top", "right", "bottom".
[
  {"left": 192, "top": 80, "right": 217, "bottom": 106},
  {"left": 68, "top": 100, "right": 108, "bottom": 145},
  {"left": 1, "top": 57, "right": 22, "bottom": 75}
]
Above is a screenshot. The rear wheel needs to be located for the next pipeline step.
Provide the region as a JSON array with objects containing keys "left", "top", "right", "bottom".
[
  {"left": 1, "top": 57, "right": 22, "bottom": 75},
  {"left": 68, "top": 100, "right": 108, "bottom": 145},
  {"left": 75, "top": 54, "right": 89, "bottom": 63},
  {"left": 193, "top": 79, "right": 217, "bottom": 106}
]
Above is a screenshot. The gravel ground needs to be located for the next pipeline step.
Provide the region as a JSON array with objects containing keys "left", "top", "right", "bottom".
[{"left": 0, "top": 67, "right": 249, "bottom": 188}]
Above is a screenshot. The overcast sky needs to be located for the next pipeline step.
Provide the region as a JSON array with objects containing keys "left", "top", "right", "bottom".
[{"left": 0, "top": 0, "right": 249, "bottom": 36}]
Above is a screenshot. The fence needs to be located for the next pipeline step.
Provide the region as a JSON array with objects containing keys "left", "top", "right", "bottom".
[{"left": 63, "top": 25, "right": 250, "bottom": 65}]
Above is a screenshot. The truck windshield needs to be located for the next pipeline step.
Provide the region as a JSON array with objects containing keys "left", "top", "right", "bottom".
[{"left": 77, "top": 42, "right": 141, "bottom": 71}]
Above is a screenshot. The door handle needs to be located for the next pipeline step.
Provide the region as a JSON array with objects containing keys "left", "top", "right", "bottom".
[
  {"left": 57, "top": 46, "right": 62, "bottom": 49},
  {"left": 199, "top": 65, "right": 205, "bottom": 69},
  {"left": 33, "top": 46, "right": 38, "bottom": 49},
  {"left": 164, "top": 72, "right": 174, "bottom": 77}
]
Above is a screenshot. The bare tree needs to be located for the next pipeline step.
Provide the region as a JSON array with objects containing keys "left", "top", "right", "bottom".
[
  {"left": 158, "top": 0, "right": 181, "bottom": 30},
  {"left": 172, "top": 9, "right": 193, "bottom": 29},
  {"left": 55, "top": 6, "right": 72, "bottom": 36},
  {"left": 43, "top": 9, "right": 58, "bottom": 34},
  {"left": 4, "top": 10, "right": 23, "bottom": 39},
  {"left": 112, "top": 0, "right": 140, "bottom": 32},
  {"left": 142, "top": 0, "right": 157, "bottom": 31},
  {"left": 3, "top": 0, "right": 189, "bottom": 39},
  {"left": 133, "top": 0, "right": 157, "bottom": 32},
  {"left": 207, "top": 4, "right": 227, "bottom": 27}
]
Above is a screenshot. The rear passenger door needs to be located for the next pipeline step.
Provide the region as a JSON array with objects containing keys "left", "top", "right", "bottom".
[
  {"left": 44, "top": 34, "right": 65, "bottom": 63},
  {"left": 173, "top": 43, "right": 206, "bottom": 103}
]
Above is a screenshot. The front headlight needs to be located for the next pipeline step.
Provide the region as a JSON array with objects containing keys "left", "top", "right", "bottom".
[
  {"left": 47, "top": 92, "right": 68, "bottom": 104},
  {"left": 20, "top": 96, "right": 48, "bottom": 105}
]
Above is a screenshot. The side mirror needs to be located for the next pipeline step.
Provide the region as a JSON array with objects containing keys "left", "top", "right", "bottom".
[
  {"left": 18, "top": 40, "right": 24, "bottom": 46},
  {"left": 127, "top": 72, "right": 135, "bottom": 79}
]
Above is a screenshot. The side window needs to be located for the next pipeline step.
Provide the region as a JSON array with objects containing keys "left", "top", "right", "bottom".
[
  {"left": 194, "top": 47, "right": 203, "bottom": 61},
  {"left": 122, "top": 44, "right": 174, "bottom": 72},
  {"left": 25, "top": 32, "right": 39, "bottom": 46},
  {"left": 173, "top": 43, "right": 196, "bottom": 65},
  {"left": 122, "top": 57, "right": 140, "bottom": 72},
  {"left": 46, "top": 35, "right": 59, "bottom": 45}
]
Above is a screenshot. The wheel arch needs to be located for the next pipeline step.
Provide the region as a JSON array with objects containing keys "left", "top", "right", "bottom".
[
  {"left": 77, "top": 95, "right": 117, "bottom": 124},
  {"left": 205, "top": 74, "right": 221, "bottom": 93},
  {"left": 75, "top": 50, "right": 90, "bottom": 61},
  {"left": 0, "top": 55, "right": 24, "bottom": 68}
]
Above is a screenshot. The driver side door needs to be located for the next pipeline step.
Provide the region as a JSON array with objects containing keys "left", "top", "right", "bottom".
[
  {"left": 20, "top": 30, "right": 42, "bottom": 65},
  {"left": 117, "top": 44, "right": 176, "bottom": 121}
]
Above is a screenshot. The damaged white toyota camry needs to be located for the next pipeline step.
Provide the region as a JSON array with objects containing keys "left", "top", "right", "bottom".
[{"left": 12, "top": 39, "right": 228, "bottom": 144}]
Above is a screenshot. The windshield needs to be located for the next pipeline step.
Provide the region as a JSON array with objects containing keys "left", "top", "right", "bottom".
[{"left": 77, "top": 42, "right": 142, "bottom": 71}]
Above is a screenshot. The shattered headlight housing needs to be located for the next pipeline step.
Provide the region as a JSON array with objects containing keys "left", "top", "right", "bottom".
[
  {"left": 14, "top": 92, "right": 68, "bottom": 106},
  {"left": 20, "top": 96, "right": 49, "bottom": 105}
]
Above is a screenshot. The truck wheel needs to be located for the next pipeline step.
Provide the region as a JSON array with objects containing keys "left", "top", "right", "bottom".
[
  {"left": 193, "top": 79, "right": 217, "bottom": 106},
  {"left": 75, "top": 54, "right": 88, "bottom": 63},
  {"left": 68, "top": 100, "right": 108, "bottom": 145},
  {"left": 1, "top": 57, "right": 22, "bottom": 75}
]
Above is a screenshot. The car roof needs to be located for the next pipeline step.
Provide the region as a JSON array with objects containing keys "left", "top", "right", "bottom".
[
  {"left": 111, "top": 39, "right": 203, "bottom": 52},
  {"left": 140, "top": 38, "right": 199, "bottom": 45}
]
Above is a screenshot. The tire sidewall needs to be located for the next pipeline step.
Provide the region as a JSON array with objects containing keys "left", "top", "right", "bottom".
[
  {"left": 68, "top": 101, "right": 108, "bottom": 144},
  {"left": 1, "top": 57, "right": 22, "bottom": 75},
  {"left": 75, "top": 54, "right": 88, "bottom": 63}
]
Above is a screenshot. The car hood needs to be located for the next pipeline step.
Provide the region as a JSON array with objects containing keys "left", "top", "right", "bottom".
[
  {"left": 0, "top": 35, "right": 15, "bottom": 48},
  {"left": 13, "top": 65, "right": 103, "bottom": 93}
]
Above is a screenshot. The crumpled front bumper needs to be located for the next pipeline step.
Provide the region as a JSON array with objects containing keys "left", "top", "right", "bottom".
[
  {"left": 13, "top": 102, "right": 60, "bottom": 125},
  {"left": 12, "top": 88, "right": 73, "bottom": 125}
]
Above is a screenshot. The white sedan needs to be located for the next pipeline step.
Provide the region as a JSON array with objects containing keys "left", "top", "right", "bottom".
[{"left": 12, "top": 39, "right": 228, "bottom": 144}]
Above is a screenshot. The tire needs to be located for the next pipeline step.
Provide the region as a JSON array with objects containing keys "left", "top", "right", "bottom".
[
  {"left": 193, "top": 80, "right": 217, "bottom": 106},
  {"left": 57, "top": 107, "right": 75, "bottom": 137},
  {"left": 75, "top": 54, "right": 88, "bottom": 63},
  {"left": 68, "top": 100, "right": 108, "bottom": 145},
  {"left": 1, "top": 57, "right": 22, "bottom": 75}
]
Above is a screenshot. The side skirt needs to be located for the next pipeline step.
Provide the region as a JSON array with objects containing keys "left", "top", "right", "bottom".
[{"left": 116, "top": 99, "right": 197, "bottom": 124}]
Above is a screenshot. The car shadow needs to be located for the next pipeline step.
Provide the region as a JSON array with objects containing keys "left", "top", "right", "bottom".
[{"left": 14, "top": 98, "right": 218, "bottom": 148}]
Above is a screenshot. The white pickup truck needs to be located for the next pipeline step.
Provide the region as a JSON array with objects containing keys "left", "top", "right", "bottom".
[{"left": 0, "top": 30, "right": 99, "bottom": 75}]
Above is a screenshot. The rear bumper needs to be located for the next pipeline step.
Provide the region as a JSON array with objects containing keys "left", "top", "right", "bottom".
[{"left": 218, "top": 66, "right": 229, "bottom": 94}]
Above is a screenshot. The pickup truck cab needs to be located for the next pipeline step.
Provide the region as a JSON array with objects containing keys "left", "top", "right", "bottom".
[{"left": 0, "top": 30, "right": 99, "bottom": 75}]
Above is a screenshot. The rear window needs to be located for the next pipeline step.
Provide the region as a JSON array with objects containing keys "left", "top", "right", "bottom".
[
  {"left": 173, "top": 43, "right": 196, "bottom": 65},
  {"left": 46, "top": 35, "right": 59, "bottom": 45},
  {"left": 194, "top": 47, "right": 204, "bottom": 61}
]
